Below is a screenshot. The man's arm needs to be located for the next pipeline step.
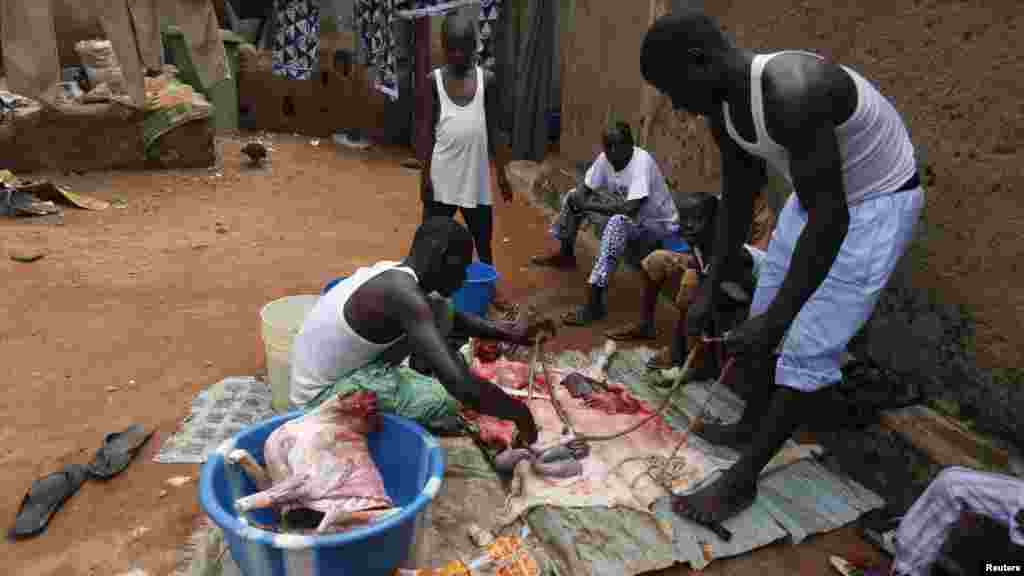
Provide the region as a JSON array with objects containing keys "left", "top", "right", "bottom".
[
  {"left": 573, "top": 153, "right": 645, "bottom": 217},
  {"left": 707, "top": 112, "right": 766, "bottom": 292},
  {"left": 576, "top": 197, "right": 644, "bottom": 218},
  {"left": 758, "top": 79, "right": 850, "bottom": 328},
  {"left": 421, "top": 72, "right": 439, "bottom": 204},
  {"left": 386, "top": 279, "right": 538, "bottom": 442},
  {"left": 483, "top": 70, "right": 512, "bottom": 198},
  {"left": 452, "top": 308, "right": 555, "bottom": 345}
]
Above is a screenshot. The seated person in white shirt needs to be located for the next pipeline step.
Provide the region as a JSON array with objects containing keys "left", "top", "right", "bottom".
[{"left": 531, "top": 122, "right": 681, "bottom": 326}]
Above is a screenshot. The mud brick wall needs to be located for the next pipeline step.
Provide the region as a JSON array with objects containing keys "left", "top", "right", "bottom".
[{"left": 559, "top": 0, "right": 1023, "bottom": 373}]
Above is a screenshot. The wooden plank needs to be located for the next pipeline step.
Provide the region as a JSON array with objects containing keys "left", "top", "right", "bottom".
[{"left": 879, "top": 405, "right": 1011, "bottom": 472}]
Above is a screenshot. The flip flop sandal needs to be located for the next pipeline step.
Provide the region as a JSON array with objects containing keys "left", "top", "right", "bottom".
[
  {"left": 85, "top": 425, "right": 153, "bottom": 480},
  {"left": 562, "top": 305, "right": 605, "bottom": 327},
  {"left": 9, "top": 463, "right": 89, "bottom": 540},
  {"left": 605, "top": 323, "right": 656, "bottom": 341}
]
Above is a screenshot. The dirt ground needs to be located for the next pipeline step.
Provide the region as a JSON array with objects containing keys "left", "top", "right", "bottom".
[{"left": 1, "top": 135, "right": 881, "bottom": 575}]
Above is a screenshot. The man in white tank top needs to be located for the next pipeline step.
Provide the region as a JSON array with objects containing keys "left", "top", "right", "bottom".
[
  {"left": 420, "top": 12, "right": 515, "bottom": 312},
  {"left": 640, "top": 9, "right": 925, "bottom": 528},
  {"left": 289, "top": 218, "right": 550, "bottom": 446}
]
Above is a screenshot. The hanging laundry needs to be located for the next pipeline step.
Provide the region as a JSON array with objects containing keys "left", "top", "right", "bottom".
[
  {"left": 272, "top": 0, "right": 322, "bottom": 80},
  {"left": 357, "top": 0, "right": 503, "bottom": 99},
  {"left": 477, "top": 0, "right": 503, "bottom": 70}
]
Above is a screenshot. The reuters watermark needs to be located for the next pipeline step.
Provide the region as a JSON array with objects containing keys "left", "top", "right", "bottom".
[{"left": 985, "top": 563, "right": 1023, "bottom": 573}]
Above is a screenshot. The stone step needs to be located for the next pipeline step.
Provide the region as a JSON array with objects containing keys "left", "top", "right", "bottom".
[{"left": 878, "top": 404, "right": 1021, "bottom": 475}]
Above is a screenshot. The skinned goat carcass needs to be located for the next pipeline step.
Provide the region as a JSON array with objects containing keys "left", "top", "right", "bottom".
[{"left": 230, "top": 390, "right": 397, "bottom": 533}]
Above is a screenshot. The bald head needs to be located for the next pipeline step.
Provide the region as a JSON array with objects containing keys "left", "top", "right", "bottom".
[
  {"left": 641, "top": 8, "right": 733, "bottom": 115},
  {"left": 442, "top": 10, "right": 478, "bottom": 71},
  {"left": 408, "top": 216, "right": 474, "bottom": 296}
]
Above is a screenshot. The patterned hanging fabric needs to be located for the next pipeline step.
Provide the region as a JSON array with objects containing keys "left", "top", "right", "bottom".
[
  {"left": 272, "top": 0, "right": 322, "bottom": 80},
  {"left": 356, "top": 0, "right": 503, "bottom": 99},
  {"left": 477, "top": 0, "right": 503, "bottom": 70}
]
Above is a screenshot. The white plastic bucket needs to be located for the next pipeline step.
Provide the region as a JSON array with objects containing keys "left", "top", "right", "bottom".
[{"left": 259, "top": 295, "right": 319, "bottom": 412}]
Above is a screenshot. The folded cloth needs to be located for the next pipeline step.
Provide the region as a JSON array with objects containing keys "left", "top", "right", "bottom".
[{"left": 303, "top": 359, "right": 462, "bottom": 432}]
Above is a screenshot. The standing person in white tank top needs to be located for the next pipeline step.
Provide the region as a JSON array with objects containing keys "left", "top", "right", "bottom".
[
  {"left": 420, "top": 10, "right": 514, "bottom": 312},
  {"left": 640, "top": 9, "right": 925, "bottom": 530}
]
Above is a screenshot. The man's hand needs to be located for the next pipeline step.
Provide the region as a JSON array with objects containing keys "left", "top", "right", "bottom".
[
  {"left": 510, "top": 314, "right": 557, "bottom": 345},
  {"left": 512, "top": 409, "right": 539, "bottom": 447},
  {"left": 420, "top": 176, "right": 433, "bottom": 205},
  {"left": 565, "top": 189, "right": 584, "bottom": 214},
  {"left": 686, "top": 282, "right": 721, "bottom": 337},
  {"left": 498, "top": 172, "right": 513, "bottom": 203},
  {"left": 723, "top": 313, "right": 790, "bottom": 358}
]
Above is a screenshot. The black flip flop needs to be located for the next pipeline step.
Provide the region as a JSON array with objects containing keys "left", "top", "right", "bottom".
[
  {"left": 85, "top": 425, "right": 153, "bottom": 480},
  {"left": 8, "top": 463, "right": 89, "bottom": 540}
]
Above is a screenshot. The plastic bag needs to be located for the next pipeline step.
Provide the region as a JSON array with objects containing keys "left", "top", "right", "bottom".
[{"left": 394, "top": 535, "right": 540, "bottom": 576}]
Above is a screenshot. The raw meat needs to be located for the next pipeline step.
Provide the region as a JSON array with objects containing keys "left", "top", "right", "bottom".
[
  {"left": 471, "top": 357, "right": 546, "bottom": 391},
  {"left": 580, "top": 382, "right": 644, "bottom": 415},
  {"left": 462, "top": 409, "right": 518, "bottom": 449},
  {"left": 231, "top": 390, "right": 396, "bottom": 533}
]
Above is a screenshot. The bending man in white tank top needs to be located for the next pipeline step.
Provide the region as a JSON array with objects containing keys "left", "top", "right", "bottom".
[
  {"left": 641, "top": 9, "right": 924, "bottom": 526},
  {"left": 289, "top": 218, "right": 548, "bottom": 447}
]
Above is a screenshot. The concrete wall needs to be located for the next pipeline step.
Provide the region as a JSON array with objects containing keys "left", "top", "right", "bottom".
[{"left": 559, "top": 0, "right": 1023, "bottom": 370}]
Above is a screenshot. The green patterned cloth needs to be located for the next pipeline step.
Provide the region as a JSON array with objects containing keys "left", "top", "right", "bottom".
[{"left": 304, "top": 360, "right": 462, "bottom": 430}]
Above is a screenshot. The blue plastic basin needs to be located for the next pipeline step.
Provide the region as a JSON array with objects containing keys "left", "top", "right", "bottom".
[
  {"left": 322, "top": 275, "right": 348, "bottom": 295},
  {"left": 451, "top": 262, "right": 499, "bottom": 317},
  {"left": 199, "top": 412, "right": 445, "bottom": 576},
  {"left": 661, "top": 235, "right": 690, "bottom": 253}
]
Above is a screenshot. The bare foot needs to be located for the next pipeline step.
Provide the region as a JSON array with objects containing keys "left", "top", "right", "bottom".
[{"left": 672, "top": 468, "right": 757, "bottom": 525}]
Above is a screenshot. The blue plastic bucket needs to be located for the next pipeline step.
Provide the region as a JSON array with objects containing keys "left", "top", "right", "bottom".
[
  {"left": 661, "top": 235, "right": 690, "bottom": 253},
  {"left": 199, "top": 412, "right": 445, "bottom": 576},
  {"left": 322, "top": 275, "right": 348, "bottom": 295},
  {"left": 451, "top": 262, "right": 498, "bottom": 317}
]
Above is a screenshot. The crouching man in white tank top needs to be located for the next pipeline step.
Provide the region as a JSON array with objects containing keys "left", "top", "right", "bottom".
[
  {"left": 640, "top": 9, "right": 925, "bottom": 525},
  {"left": 289, "top": 217, "right": 551, "bottom": 447}
]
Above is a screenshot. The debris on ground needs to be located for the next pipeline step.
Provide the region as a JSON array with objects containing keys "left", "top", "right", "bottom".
[
  {"left": 242, "top": 141, "right": 267, "bottom": 167},
  {"left": 396, "top": 533, "right": 540, "bottom": 576},
  {"left": 9, "top": 247, "right": 46, "bottom": 262},
  {"left": 129, "top": 526, "right": 151, "bottom": 541},
  {"left": 165, "top": 476, "right": 193, "bottom": 488},
  {"left": 467, "top": 523, "right": 495, "bottom": 547},
  {"left": 333, "top": 129, "right": 371, "bottom": 150}
]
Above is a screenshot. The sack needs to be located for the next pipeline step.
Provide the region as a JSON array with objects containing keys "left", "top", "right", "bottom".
[{"left": 75, "top": 40, "right": 126, "bottom": 94}]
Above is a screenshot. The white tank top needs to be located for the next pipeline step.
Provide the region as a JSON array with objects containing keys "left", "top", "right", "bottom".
[
  {"left": 289, "top": 261, "right": 418, "bottom": 408},
  {"left": 430, "top": 66, "right": 492, "bottom": 208},
  {"left": 723, "top": 51, "right": 917, "bottom": 205}
]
